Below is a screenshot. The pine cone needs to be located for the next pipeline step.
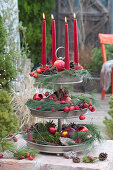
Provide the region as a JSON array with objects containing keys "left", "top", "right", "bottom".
[
  {"left": 99, "top": 153, "right": 108, "bottom": 161},
  {"left": 45, "top": 121, "right": 56, "bottom": 129},
  {"left": 70, "top": 122, "right": 79, "bottom": 129},
  {"left": 51, "top": 67, "right": 58, "bottom": 74},
  {"left": 73, "top": 157, "right": 80, "bottom": 163},
  {"left": 70, "top": 61, "right": 75, "bottom": 69}
]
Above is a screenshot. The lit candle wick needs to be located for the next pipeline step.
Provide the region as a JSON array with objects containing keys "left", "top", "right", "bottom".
[
  {"left": 43, "top": 13, "right": 45, "bottom": 19},
  {"left": 51, "top": 14, "right": 54, "bottom": 20},
  {"left": 74, "top": 13, "right": 76, "bottom": 19},
  {"left": 65, "top": 17, "right": 67, "bottom": 23}
]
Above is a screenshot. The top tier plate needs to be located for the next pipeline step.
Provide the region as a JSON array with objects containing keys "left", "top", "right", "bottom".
[{"left": 37, "top": 75, "right": 83, "bottom": 85}]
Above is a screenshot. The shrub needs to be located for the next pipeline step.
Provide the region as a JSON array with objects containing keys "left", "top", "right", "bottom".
[
  {"left": 103, "top": 96, "right": 113, "bottom": 139},
  {"left": 87, "top": 45, "right": 113, "bottom": 76},
  {"left": 0, "top": 15, "right": 17, "bottom": 90},
  {"left": 0, "top": 90, "right": 19, "bottom": 139},
  {"left": 18, "top": 0, "right": 55, "bottom": 64}
]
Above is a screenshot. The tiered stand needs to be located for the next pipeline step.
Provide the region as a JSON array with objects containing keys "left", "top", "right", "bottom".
[{"left": 27, "top": 76, "right": 91, "bottom": 154}]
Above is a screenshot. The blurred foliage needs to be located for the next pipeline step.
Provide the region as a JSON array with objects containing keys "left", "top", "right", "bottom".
[
  {"left": 86, "top": 45, "right": 113, "bottom": 76},
  {"left": 0, "top": 90, "right": 19, "bottom": 139},
  {"left": 18, "top": 0, "right": 55, "bottom": 64},
  {"left": 0, "top": 15, "right": 17, "bottom": 90},
  {"left": 103, "top": 96, "right": 113, "bottom": 139}
]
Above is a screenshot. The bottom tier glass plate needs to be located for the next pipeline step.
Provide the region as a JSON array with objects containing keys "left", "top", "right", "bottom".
[
  {"left": 27, "top": 140, "right": 91, "bottom": 154},
  {"left": 29, "top": 108, "right": 88, "bottom": 119}
]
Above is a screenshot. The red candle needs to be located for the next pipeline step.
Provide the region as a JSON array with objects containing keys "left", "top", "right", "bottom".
[
  {"left": 74, "top": 13, "right": 79, "bottom": 64},
  {"left": 65, "top": 17, "right": 69, "bottom": 69},
  {"left": 42, "top": 13, "right": 46, "bottom": 67},
  {"left": 51, "top": 14, "right": 56, "bottom": 64}
]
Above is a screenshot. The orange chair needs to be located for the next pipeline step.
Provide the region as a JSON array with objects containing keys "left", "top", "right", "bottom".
[{"left": 98, "top": 33, "right": 113, "bottom": 100}]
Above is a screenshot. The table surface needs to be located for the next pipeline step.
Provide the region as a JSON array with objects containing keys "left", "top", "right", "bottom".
[{"left": 0, "top": 135, "right": 113, "bottom": 170}]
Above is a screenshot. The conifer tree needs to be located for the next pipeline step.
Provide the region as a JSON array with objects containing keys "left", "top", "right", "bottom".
[{"left": 18, "top": 0, "right": 55, "bottom": 64}]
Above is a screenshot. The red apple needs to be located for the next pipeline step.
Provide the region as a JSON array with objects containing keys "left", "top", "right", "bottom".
[
  {"left": 13, "top": 137, "right": 18, "bottom": 142},
  {"left": 75, "top": 105, "right": 79, "bottom": 110},
  {"left": 69, "top": 106, "right": 75, "bottom": 111},
  {"left": 66, "top": 97, "right": 71, "bottom": 102},
  {"left": 79, "top": 115, "right": 86, "bottom": 120},
  {"left": 54, "top": 59, "right": 65, "bottom": 72},
  {"left": 64, "top": 107, "right": 69, "bottom": 112},
  {"left": 33, "top": 74, "right": 39, "bottom": 78},
  {"left": 29, "top": 72, "right": 34, "bottom": 77}
]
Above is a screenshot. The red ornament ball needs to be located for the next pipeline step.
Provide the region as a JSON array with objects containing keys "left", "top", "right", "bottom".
[
  {"left": 79, "top": 115, "right": 86, "bottom": 120},
  {"left": 76, "top": 126, "right": 88, "bottom": 132},
  {"left": 29, "top": 72, "right": 34, "bottom": 77},
  {"left": 33, "top": 74, "right": 39, "bottom": 78},
  {"left": 54, "top": 59, "right": 65, "bottom": 72},
  {"left": 49, "top": 126, "right": 57, "bottom": 134},
  {"left": 64, "top": 107, "right": 69, "bottom": 112}
]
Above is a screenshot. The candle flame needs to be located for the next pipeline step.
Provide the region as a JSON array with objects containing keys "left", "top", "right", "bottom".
[
  {"left": 51, "top": 14, "right": 54, "bottom": 20},
  {"left": 43, "top": 13, "right": 45, "bottom": 19},
  {"left": 74, "top": 13, "right": 76, "bottom": 19},
  {"left": 65, "top": 17, "right": 67, "bottom": 23}
]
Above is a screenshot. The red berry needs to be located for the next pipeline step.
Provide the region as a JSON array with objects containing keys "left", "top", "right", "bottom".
[
  {"left": 0, "top": 154, "right": 3, "bottom": 158},
  {"left": 79, "top": 115, "right": 86, "bottom": 120},
  {"left": 49, "top": 96, "right": 53, "bottom": 100},
  {"left": 26, "top": 153, "right": 30, "bottom": 157},
  {"left": 9, "top": 133, "right": 13, "bottom": 137},
  {"left": 75, "top": 65, "right": 83, "bottom": 70},
  {"left": 88, "top": 105, "right": 93, "bottom": 111},
  {"left": 33, "top": 74, "right": 38, "bottom": 78},
  {"left": 49, "top": 126, "right": 57, "bottom": 134},
  {"left": 70, "top": 73, "right": 73, "bottom": 75},
  {"left": 29, "top": 155, "right": 34, "bottom": 160},
  {"left": 45, "top": 92, "right": 49, "bottom": 97},
  {"left": 36, "top": 106, "right": 42, "bottom": 110},
  {"left": 64, "top": 107, "right": 69, "bottom": 112},
  {"left": 60, "top": 100, "right": 66, "bottom": 104},
  {"left": 13, "top": 137, "right": 18, "bottom": 142},
  {"left": 91, "top": 106, "right": 95, "bottom": 112},
  {"left": 88, "top": 156, "right": 94, "bottom": 161},
  {"left": 29, "top": 72, "right": 34, "bottom": 77},
  {"left": 75, "top": 105, "right": 79, "bottom": 110},
  {"left": 51, "top": 107, "right": 56, "bottom": 111},
  {"left": 69, "top": 106, "right": 75, "bottom": 111},
  {"left": 83, "top": 102, "right": 89, "bottom": 108}
]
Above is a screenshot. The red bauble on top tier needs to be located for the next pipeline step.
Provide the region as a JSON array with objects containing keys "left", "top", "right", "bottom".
[{"left": 54, "top": 59, "right": 65, "bottom": 72}]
